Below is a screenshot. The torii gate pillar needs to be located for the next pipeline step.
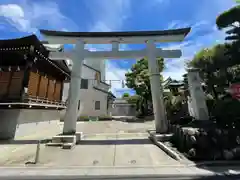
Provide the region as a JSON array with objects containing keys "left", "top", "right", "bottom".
[
  {"left": 147, "top": 40, "right": 168, "bottom": 133},
  {"left": 63, "top": 41, "right": 84, "bottom": 135}
]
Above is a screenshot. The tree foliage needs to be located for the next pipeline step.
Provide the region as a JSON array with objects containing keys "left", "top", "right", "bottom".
[
  {"left": 216, "top": 5, "right": 240, "bottom": 42},
  {"left": 125, "top": 57, "right": 164, "bottom": 116},
  {"left": 216, "top": 5, "right": 240, "bottom": 29},
  {"left": 188, "top": 44, "right": 235, "bottom": 98},
  {"left": 125, "top": 57, "right": 164, "bottom": 100},
  {"left": 122, "top": 93, "right": 130, "bottom": 98}
]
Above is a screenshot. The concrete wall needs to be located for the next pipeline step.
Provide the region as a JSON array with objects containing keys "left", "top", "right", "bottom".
[
  {"left": 110, "top": 103, "right": 136, "bottom": 116},
  {"left": 0, "top": 109, "right": 62, "bottom": 140}
]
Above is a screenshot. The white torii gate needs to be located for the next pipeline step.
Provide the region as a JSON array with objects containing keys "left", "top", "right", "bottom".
[{"left": 40, "top": 28, "right": 191, "bottom": 134}]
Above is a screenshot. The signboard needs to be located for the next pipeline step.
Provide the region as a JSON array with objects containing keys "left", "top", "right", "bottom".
[{"left": 230, "top": 84, "right": 240, "bottom": 99}]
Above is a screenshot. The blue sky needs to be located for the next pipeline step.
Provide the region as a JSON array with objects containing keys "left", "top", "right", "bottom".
[{"left": 0, "top": 0, "right": 237, "bottom": 97}]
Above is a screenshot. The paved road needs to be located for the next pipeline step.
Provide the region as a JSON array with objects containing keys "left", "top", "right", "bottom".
[
  {"left": 37, "top": 132, "right": 178, "bottom": 167},
  {"left": 1, "top": 166, "right": 240, "bottom": 179},
  {"left": 0, "top": 120, "right": 178, "bottom": 167}
]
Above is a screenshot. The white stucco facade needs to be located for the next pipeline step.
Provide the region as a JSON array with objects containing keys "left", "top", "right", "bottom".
[
  {"left": 62, "top": 62, "right": 110, "bottom": 117},
  {"left": 83, "top": 58, "right": 106, "bottom": 81}
]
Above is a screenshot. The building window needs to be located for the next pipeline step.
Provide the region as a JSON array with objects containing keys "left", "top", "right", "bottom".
[
  {"left": 95, "top": 101, "right": 100, "bottom": 110},
  {"left": 80, "top": 79, "right": 88, "bottom": 89},
  {"left": 78, "top": 100, "right": 80, "bottom": 110}
]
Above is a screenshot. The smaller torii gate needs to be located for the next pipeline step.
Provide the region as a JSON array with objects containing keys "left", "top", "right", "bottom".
[{"left": 40, "top": 28, "right": 191, "bottom": 135}]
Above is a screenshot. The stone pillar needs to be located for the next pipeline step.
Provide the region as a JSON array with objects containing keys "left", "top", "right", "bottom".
[
  {"left": 187, "top": 69, "right": 209, "bottom": 120},
  {"left": 63, "top": 41, "right": 84, "bottom": 135},
  {"left": 147, "top": 40, "right": 168, "bottom": 133}
]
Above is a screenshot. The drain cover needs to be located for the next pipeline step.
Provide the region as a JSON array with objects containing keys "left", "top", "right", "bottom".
[
  {"left": 93, "top": 160, "right": 99, "bottom": 165},
  {"left": 130, "top": 160, "right": 136, "bottom": 164}
]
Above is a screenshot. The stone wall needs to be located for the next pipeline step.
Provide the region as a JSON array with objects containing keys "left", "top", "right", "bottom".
[{"left": 109, "top": 103, "right": 136, "bottom": 116}]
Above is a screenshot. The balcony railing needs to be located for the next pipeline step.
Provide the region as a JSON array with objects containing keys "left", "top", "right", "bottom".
[{"left": 26, "top": 95, "right": 66, "bottom": 106}]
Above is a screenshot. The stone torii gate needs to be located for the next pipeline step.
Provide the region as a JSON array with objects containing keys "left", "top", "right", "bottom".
[{"left": 40, "top": 28, "right": 191, "bottom": 135}]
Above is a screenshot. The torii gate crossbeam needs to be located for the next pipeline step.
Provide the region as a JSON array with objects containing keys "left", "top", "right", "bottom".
[
  {"left": 49, "top": 49, "right": 182, "bottom": 60},
  {"left": 40, "top": 28, "right": 191, "bottom": 135}
]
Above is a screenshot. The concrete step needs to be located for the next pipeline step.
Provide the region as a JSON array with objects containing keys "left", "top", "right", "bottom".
[
  {"left": 52, "top": 135, "right": 76, "bottom": 144},
  {"left": 45, "top": 142, "right": 63, "bottom": 147},
  {"left": 62, "top": 143, "right": 75, "bottom": 149},
  {"left": 75, "top": 132, "right": 83, "bottom": 142}
]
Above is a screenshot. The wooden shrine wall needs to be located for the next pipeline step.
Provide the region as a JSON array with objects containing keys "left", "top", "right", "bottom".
[
  {"left": 0, "top": 70, "right": 24, "bottom": 101},
  {"left": 27, "top": 71, "right": 62, "bottom": 102}
]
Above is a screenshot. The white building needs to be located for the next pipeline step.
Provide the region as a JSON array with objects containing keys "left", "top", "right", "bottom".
[{"left": 43, "top": 43, "right": 115, "bottom": 117}]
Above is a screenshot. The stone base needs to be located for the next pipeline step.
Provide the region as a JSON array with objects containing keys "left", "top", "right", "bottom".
[
  {"left": 150, "top": 132, "right": 173, "bottom": 142},
  {"left": 46, "top": 132, "right": 83, "bottom": 149},
  {"left": 148, "top": 130, "right": 181, "bottom": 161},
  {"left": 0, "top": 109, "right": 62, "bottom": 140}
]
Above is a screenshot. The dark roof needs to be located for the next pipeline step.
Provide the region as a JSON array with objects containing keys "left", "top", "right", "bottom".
[
  {"left": 93, "top": 87, "right": 116, "bottom": 98},
  {"left": 0, "top": 35, "right": 40, "bottom": 46},
  {"left": 53, "top": 60, "right": 71, "bottom": 74},
  {"left": 168, "top": 82, "right": 184, "bottom": 86},
  {"left": 163, "top": 77, "right": 184, "bottom": 88},
  {"left": 0, "top": 35, "right": 47, "bottom": 55},
  {"left": 0, "top": 35, "right": 70, "bottom": 77},
  {"left": 40, "top": 28, "right": 191, "bottom": 38}
]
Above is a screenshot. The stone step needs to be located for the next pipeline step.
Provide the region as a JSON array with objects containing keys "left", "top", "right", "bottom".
[
  {"left": 45, "top": 142, "right": 63, "bottom": 147},
  {"left": 52, "top": 135, "right": 76, "bottom": 144},
  {"left": 62, "top": 143, "right": 75, "bottom": 149},
  {"left": 75, "top": 132, "right": 83, "bottom": 142}
]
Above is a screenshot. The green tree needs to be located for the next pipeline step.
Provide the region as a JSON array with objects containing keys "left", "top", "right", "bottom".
[
  {"left": 122, "top": 93, "right": 130, "bottom": 98},
  {"left": 216, "top": 5, "right": 240, "bottom": 74},
  {"left": 125, "top": 57, "right": 164, "bottom": 115},
  {"left": 188, "top": 45, "right": 229, "bottom": 99},
  {"left": 126, "top": 95, "right": 140, "bottom": 104},
  {"left": 216, "top": 5, "right": 240, "bottom": 41}
]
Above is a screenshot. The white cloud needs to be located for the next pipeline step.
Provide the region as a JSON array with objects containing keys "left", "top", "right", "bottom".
[
  {"left": 160, "top": 0, "right": 236, "bottom": 81},
  {"left": 105, "top": 60, "right": 132, "bottom": 97},
  {"left": 0, "top": 4, "right": 36, "bottom": 33},
  {"left": 0, "top": 2, "right": 78, "bottom": 33}
]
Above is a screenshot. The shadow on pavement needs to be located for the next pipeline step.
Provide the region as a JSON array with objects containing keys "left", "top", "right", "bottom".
[
  {"left": 78, "top": 138, "right": 152, "bottom": 145},
  {"left": 193, "top": 164, "right": 240, "bottom": 179},
  {"left": 7, "top": 174, "right": 240, "bottom": 180},
  {"left": 0, "top": 139, "right": 51, "bottom": 145}
]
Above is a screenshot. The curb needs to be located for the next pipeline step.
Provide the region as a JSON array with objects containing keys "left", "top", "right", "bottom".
[
  {"left": 148, "top": 131, "right": 240, "bottom": 167},
  {"left": 148, "top": 134, "right": 181, "bottom": 161}
]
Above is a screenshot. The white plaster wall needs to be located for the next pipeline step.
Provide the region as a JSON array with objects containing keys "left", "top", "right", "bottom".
[
  {"left": 62, "top": 64, "right": 110, "bottom": 117},
  {"left": 79, "top": 88, "right": 108, "bottom": 117},
  {"left": 84, "top": 59, "right": 106, "bottom": 80}
]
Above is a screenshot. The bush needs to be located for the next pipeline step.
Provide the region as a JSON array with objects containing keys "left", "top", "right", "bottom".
[
  {"left": 77, "top": 115, "right": 113, "bottom": 121},
  {"left": 211, "top": 97, "right": 240, "bottom": 128},
  {"left": 98, "top": 115, "right": 113, "bottom": 120},
  {"left": 78, "top": 116, "right": 89, "bottom": 121},
  {"left": 205, "top": 94, "right": 216, "bottom": 115}
]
